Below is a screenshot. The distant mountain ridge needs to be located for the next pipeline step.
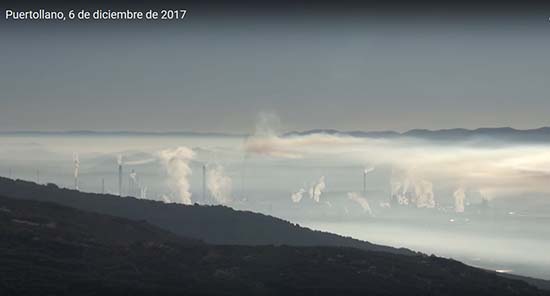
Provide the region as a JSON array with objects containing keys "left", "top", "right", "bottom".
[
  {"left": 285, "top": 127, "right": 550, "bottom": 142},
  {"left": 4, "top": 127, "right": 550, "bottom": 142}
]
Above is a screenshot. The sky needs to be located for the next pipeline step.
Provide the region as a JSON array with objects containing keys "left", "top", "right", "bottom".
[{"left": 1, "top": 1, "right": 550, "bottom": 133}]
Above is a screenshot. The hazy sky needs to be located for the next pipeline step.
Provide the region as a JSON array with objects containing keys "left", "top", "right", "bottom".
[{"left": 1, "top": 2, "right": 550, "bottom": 133}]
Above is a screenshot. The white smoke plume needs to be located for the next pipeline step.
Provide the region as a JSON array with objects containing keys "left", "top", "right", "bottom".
[
  {"left": 390, "top": 169, "right": 409, "bottom": 206},
  {"left": 291, "top": 188, "right": 306, "bottom": 203},
  {"left": 454, "top": 187, "right": 466, "bottom": 213},
  {"left": 309, "top": 176, "right": 326, "bottom": 203},
  {"left": 73, "top": 152, "right": 80, "bottom": 190},
  {"left": 379, "top": 202, "right": 391, "bottom": 209},
  {"left": 140, "top": 186, "right": 148, "bottom": 199},
  {"left": 117, "top": 154, "right": 123, "bottom": 165},
  {"left": 207, "top": 164, "right": 233, "bottom": 205},
  {"left": 129, "top": 170, "right": 137, "bottom": 182},
  {"left": 245, "top": 133, "right": 362, "bottom": 159},
  {"left": 161, "top": 195, "right": 172, "bottom": 203},
  {"left": 129, "top": 170, "right": 144, "bottom": 198},
  {"left": 415, "top": 180, "right": 436, "bottom": 208},
  {"left": 391, "top": 169, "right": 435, "bottom": 208},
  {"left": 157, "top": 147, "right": 195, "bottom": 205},
  {"left": 364, "top": 166, "right": 375, "bottom": 175},
  {"left": 479, "top": 188, "right": 496, "bottom": 201},
  {"left": 125, "top": 158, "right": 156, "bottom": 166},
  {"left": 348, "top": 192, "right": 373, "bottom": 216}
]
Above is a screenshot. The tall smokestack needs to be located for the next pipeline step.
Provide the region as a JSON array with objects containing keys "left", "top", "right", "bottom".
[
  {"left": 102, "top": 178, "right": 105, "bottom": 194},
  {"left": 363, "top": 170, "right": 367, "bottom": 196},
  {"left": 118, "top": 165, "right": 122, "bottom": 196},
  {"left": 73, "top": 153, "right": 80, "bottom": 190},
  {"left": 118, "top": 155, "right": 123, "bottom": 197},
  {"left": 362, "top": 166, "right": 374, "bottom": 197},
  {"left": 202, "top": 164, "right": 206, "bottom": 204},
  {"left": 129, "top": 169, "right": 135, "bottom": 196}
]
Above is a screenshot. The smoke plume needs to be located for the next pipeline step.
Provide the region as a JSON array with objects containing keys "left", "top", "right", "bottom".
[
  {"left": 364, "top": 166, "right": 375, "bottom": 174},
  {"left": 391, "top": 169, "right": 435, "bottom": 208},
  {"left": 454, "top": 187, "right": 466, "bottom": 213},
  {"left": 157, "top": 147, "right": 195, "bottom": 205},
  {"left": 309, "top": 176, "right": 326, "bottom": 203},
  {"left": 348, "top": 192, "right": 373, "bottom": 216},
  {"left": 129, "top": 170, "right": 147, "bottom": 198},
  {"left": 129, "top": 170, "right": 137, "bottom": 183},
  {"left": 415, "top": 180, "right": 436, "bottom": 208},
  {"left": 125, "top": 158, "right": 156, "bottom": 166},
  {"left": 207, "top": 164, "right": 233, "bottom": 205},
  {"left": 140, "top": 186, "right": 148, "bottom": 199},
  {"left": 161, "top": 195, "right": 172, "bottom": 203},
  {"left": 291, "top": 188, "right": 306, "bottom": 203}
]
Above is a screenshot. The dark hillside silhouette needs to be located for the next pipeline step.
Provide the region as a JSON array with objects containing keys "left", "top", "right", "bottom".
[
  {"left": 0, "top": 177, "right": 410, "bottom": 255},
  {"left": 1, "top": 195, "right": 547, "bottom": 296}
]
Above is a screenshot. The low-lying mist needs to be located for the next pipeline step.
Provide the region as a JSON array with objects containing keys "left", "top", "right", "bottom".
[{"left": 1, "top": 129, "right": 550, "bottom": 280}]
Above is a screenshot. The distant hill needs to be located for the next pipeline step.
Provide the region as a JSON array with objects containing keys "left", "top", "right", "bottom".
[
  {"left": 1, "top": 194, "right": 547, "bottom": 296},
  {"left": 285, "top": 127, "right": 550, "bottom": 143},
  {"left": 0, "top": 177, "right": 410, "bottom": 255},
  {"left": 4, "top": 127, "right": 550, "bottom": 143}
]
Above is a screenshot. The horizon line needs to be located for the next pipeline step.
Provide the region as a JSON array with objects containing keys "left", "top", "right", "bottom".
[{"left": 2, "top": 126, "right": 550, "bottom": 136}]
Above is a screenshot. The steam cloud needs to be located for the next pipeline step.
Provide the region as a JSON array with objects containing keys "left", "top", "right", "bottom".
[
  {"left": 207, "top": 164, "right": 233, "bottom": 205},
  {"left": 140, "top": 186, "right": 148, "bottom": 199},
  {"left": 129, "top": 170, "right": 147, "bottom": 199},
  {"left": 157, "top": 147, "right": 195, "bottom": 205},
  {"left": 129, "top": 170, "right": 137, "bottom": 182},
  {"left": 454, "top": 187, "right": 466, "bottom": 213},
  {"left": 391, "top": 169, "right": 435, "bottom": 208},
  {"left": 364, "top": 166, "right": 375, "bottom": 174},
  {"left": 125, "top": 158, "right": 156, "bottom": 166},
  {"left": 291, "top": 176, "right": 326, "bottom": 204},
  {"left": 309, "top": 176, "right": 326, "bottom": 203},
  {"left": 348, "top": 192, "right": 373, "bottom": 216},
  {"left": 415, "top": 180, "right": 435, "bottom": 208},
  {"left": 161, "top": 195, "right": 171, "bottom": 203},
  {"left": 291, "top": 188, "right": 306, "bottom": 203}
]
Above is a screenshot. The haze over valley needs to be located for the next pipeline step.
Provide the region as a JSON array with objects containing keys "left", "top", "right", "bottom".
[{"left": 2, "top": 124, "right": 550, "bottom": 280}]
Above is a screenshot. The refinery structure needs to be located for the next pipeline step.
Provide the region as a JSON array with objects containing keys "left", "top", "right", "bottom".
[{"left": 0, "top": 152, "right": 493, "bottom": 217}]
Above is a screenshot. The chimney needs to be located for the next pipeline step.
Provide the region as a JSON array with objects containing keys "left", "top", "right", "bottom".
[
  {"left": 118, "top": 163, "right": 122, "bottom": 197},
  {"left": 363, "top": 170, "right": 367, "bottom": 196},
  {"left": 129, "top": 169, "right": 135, "bottom": 196},
  {"left": 202, "top": 164, "right": 206, "bottom": 204}
]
